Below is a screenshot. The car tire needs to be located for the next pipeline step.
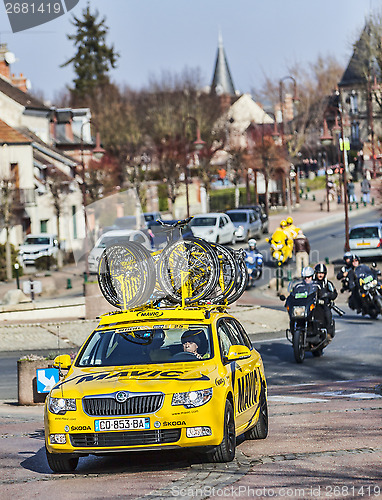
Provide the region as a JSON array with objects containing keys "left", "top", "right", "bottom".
[
  {"left": 244, "top": 386, "right": 268, "bottom": 440},
  {"left": 206, "top": 400, "right": 236, "bottom": 463},
  {"left": 46, "top": 446, "right": 79, "bottom": 473}
]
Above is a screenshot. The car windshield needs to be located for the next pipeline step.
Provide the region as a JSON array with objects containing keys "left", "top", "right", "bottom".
[
  {"left": 190, "top": 217, "right": 217, "bottom": 227},
  {"left": 76, "top": 325, "right": 213, "bottom": 366},
  {"left": 227, "top": 212, "right": 247, "bottom": 223},
  {"left": 24, "top": 237, "right": 51, "bottom": 245},
  {"left": 349, "top": 227, "right": 379, "bottom": 239}
]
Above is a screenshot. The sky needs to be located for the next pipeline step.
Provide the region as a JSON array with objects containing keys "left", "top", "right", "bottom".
[{"left": 0, "top": 0, "right": 380, "bottom": 103}]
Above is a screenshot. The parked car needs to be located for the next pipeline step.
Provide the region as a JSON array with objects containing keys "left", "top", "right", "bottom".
[
  {"left": 18, "top": 234, "right": 58, "bottom": 266},
  {"left": 225, "top": 209, "right": 262, "bottom": 242},
  {"left": 143, "top": 212, "right": 162, "bottom": 223},
  {"left": 239, "top": 205, "right": 269, "bottom": 234},
  {"left": 348, "top": 222, "right": 382, "bottom": 259},
  {"left": 88, "top": 230, "right": 152, "bottom": 274},
  {"left": 188, "top": 213, "right": 236, "bottom": 244}
]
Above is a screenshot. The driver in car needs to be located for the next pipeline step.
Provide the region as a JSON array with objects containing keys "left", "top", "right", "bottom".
[{"left": 181, "top": 330, "right": 204, "bottom": 359}]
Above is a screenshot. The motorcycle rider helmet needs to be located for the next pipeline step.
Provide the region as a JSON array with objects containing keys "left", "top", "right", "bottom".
[
  {"left": 343, "top": 251, "right": 352, "bottom": 262},
  {"left": 248, "top": 239, "right": 257, "bottom": 249},
  {"left": 314, "top": 263, "right": 327, "bottom": 275},
  {"left": 286, "top": 217, "right": 293, "bottom": 225},
  {"left": 280, "top": 220, "right": 287, "bottom": 228},
  {"left": 301, "top": 266, "right": 314, "bottom": 278},
  {"left": 352, "top": 254, "right": 360, "bottom": 263}
]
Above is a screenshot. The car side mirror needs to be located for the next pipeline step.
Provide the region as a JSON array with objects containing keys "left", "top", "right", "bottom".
[
  {"left": 53, "top": 354, "right": 72, "bottom": 370},
  {"left": 225, "top": 345, "right": 251, "bottom": 362},
  {"left": 279, "top": 294, "right": 286, "bottom": 301}
]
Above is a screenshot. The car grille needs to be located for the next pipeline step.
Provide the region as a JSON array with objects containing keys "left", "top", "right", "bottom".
[
  {"left": 70, "top": 429, "right": 181, "bottom": 448},
  {"left": 83, "top": 394, "right": 164, "bottom": 416}
]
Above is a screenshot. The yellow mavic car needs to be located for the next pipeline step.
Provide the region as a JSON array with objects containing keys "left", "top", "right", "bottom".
[{"left": 44, "top": 307, "right": 268, "bottom": 472}]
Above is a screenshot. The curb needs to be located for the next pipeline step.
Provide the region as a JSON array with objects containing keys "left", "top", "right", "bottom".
[{"left": 299, "top": 206, "right": 370, "bottom": 231}]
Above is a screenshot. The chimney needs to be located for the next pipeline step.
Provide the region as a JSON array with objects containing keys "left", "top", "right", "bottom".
[
  {"left": 0, "top": 43, "right": 11, "bottom": 80},
  {"left": 11, "top": 73, "right": 28, "bottom": 92}
]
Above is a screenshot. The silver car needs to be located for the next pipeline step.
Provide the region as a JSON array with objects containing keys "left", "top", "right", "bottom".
[
  {"left": 225, "top": 209, "right": 262, "bottom": 242},
  {"left": 349, "top": 222, "right": 382, "bottom": 259}
]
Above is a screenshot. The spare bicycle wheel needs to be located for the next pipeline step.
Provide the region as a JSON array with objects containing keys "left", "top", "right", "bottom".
[
  {"left": 224, "top": 249, "right": 249, "bottom": 305},
  {"left": 158, "top": 238, "right": 219, "bottom": 304},
  {"left": 207, "top": 243, "right": 238, "bottom": 303},
  {"left": 98, "top": 242, "right": 155, "bottom": 309}
]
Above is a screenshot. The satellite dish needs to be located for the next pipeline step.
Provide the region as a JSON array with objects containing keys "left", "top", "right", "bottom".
[{"left": 4, "top": 52, "right": 16, "bottom": 65}]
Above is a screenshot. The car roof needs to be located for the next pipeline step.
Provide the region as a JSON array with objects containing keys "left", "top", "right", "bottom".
[
  {"left": 350, "top": 222, "right": 382, "bottom": 229},
  {"left": 25, "top": 233, "right": 56, "bottom": 238},
  {"left": 98, "top": 307, "right": 233, "bottom": 328},
  {"left": 193, "top": 213, "right": 224, "bottom": 218},
  {"left": 100, "top": 229, "right": 145, "bottom": 237},
  {"left": 226, "top": 209, "right": 254, "bottom": 213}
]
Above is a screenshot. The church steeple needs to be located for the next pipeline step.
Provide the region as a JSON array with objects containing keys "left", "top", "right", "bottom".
[{"left": 211, "top": 32, "right": 236, "bottom": 96}]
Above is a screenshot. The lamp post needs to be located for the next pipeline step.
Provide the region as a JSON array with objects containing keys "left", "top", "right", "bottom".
[
  {"left": 80, "top": 123, "right": 106, "bottom": 279},
  {"left": 279, "top": 76, "right": 300, "bottom": 210},
  {"left": 320, "top": 119, "right": 332, "bottom": 212},
  {"left": 261, "top": 112, "right": 280, "bottom": 218},
  {"left": 320, "top": 97, "right": 350, "bottom": 251},
  {"left": 183, "top": 116, "right": 205, "bottom": 217}
]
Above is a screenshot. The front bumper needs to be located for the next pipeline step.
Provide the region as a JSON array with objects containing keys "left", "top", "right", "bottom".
[{"left": 44, "top": 397, "right": 224, "bottom": 455}]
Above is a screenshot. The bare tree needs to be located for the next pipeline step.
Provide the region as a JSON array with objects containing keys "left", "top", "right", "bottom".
[{"left": 0, "top": 179, "right": 16, "bottom": 280}]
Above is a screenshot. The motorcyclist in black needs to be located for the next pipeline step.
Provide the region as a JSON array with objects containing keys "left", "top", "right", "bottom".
[
  {"left": 314, "top": 263, "right": 338, "bottom": 338},
  {"left": 348, "top": 255, "right": 379, "bottom": 313},
  {"left": 336, "top": 251, "right": 353, "bottom": 292}
]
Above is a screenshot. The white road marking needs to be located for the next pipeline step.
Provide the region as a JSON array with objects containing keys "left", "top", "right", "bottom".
[{"left": 268, "top": 396, "right": 328, "bottom": 404}]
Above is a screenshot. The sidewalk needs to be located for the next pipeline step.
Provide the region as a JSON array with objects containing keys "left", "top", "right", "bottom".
[{"left": 267, "top": 178, "right": 379, "bottom": 233}]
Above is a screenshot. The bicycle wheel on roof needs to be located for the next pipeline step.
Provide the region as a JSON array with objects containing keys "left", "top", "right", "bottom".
[
  {"left": 207, "top": 243, "right": 238, "bottom": 303},
  {"left": 158, "top": 238, "right": 219, "bottom": 304},
  {"left": 98, "top": 242, "right": 155, "bottom": 309}
]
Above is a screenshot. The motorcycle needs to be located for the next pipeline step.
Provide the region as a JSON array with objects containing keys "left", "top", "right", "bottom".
[
  {"left": 349, "top": 267, "right": 382, "bottom": 319},
  {"left": 266, "top": 228, "right": 293, "bottom": 266},
  {"left": 244, "top": 250, "right": 263, "bottom": 288},
  {"left": 280, "top": 284, "right": 344, "bottom": 363}
]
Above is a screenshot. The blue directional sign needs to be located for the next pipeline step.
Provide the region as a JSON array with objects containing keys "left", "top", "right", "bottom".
[{"left": 36, "top": 368, "right": 59, "bottom": 393}]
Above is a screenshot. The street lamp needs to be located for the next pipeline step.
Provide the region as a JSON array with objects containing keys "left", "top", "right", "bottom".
[
  {"left": 260, "top": 112, "right": 280, "bottom": 218},
  {"left": 80, "top": 122, "right": 106, "bottom": 278},
  {"left": 279, "top": 76, "right": 300, "bottom": 209},
  {"left": 320, "top": 119, "right": 332, "bottom": 212},
  {"left": 320, "top": 96, "right": 350, "bottom": 251},
  {"left": 183, "top": 116, "right": 206, "bottom": 217}
]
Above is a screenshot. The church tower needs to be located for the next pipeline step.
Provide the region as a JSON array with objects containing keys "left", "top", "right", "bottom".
[{"left": 211, "top": 32, "right": 236, "bottom": 112}]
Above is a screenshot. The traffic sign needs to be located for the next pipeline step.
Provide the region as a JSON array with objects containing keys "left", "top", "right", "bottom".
[{"left": 36, "top": 368, "right": 59, "bottom": 393}]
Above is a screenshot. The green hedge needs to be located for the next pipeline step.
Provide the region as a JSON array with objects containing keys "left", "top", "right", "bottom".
[
  {"left": 209, "top": 187, "right": 250, "bottom": 212},
  {"left": 157, "top": 183, "right": 169, "bottom": 212}
]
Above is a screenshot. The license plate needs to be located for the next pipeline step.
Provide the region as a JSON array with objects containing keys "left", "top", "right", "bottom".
[
  {"left": 95, "top": 417, "right": 150, "bottom": 432},
  {"left": 356, "top": 242, "right": 370, "bottom": 246}
]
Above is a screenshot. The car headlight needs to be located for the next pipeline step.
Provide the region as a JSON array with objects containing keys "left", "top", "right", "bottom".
[
  {"left": 172, "top": 388, "right": 212, "bottom": 408},
  {"left": 48, "top": 397, "right": 76, "bottom": 415}
]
